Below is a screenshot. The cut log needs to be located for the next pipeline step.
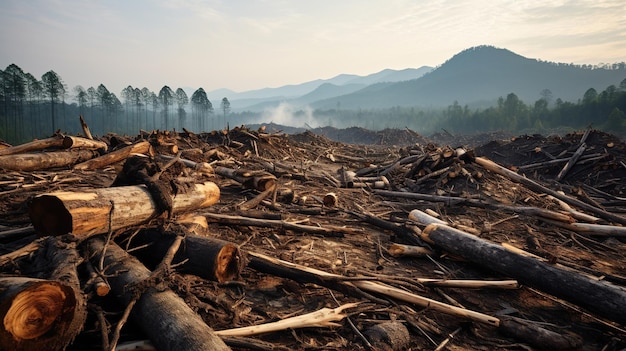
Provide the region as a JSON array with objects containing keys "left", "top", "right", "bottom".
[
  {"left": 73, "top": 140, "right": 151, "bottom": 170},
  {"left": 124, "top": 230, "right": 243, "bottom": 282},
  {"left": 418, "top": 218, "right": 626, "bottom": 325},
  {"left": 214, "top": 166, "right": 276, "bottom": 191},
  {"left": 62, "top": 135, "right": 108, "bottom": 151},
  {"left": 0, "top": 136, "right": 64, "bottom": 156},
  {"left": 0, "top": 278, "right": 78, "bottom": 351},
  {"left": 28, "top": 182, "right": 220, "bottom": 237},
  {"left": 82, "top": 237, "right": 231, "bottom": 351},
  {"left": 0, "top": 149, "right": 99, "bottom": 171}
]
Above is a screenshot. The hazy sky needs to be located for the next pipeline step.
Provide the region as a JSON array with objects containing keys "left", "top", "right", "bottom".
[{"left": 1, "top": 0, "right": 625, "bottom": 96}]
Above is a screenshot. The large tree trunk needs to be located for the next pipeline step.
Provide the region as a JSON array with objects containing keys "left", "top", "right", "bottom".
[
  {"left": 0, "top": 278, "right": 78, "bottom": 351},
  {"left": 83, "top": 237, "right": 231, "bottom": 351},
  {"left": 124, "top": 230, "right": 243, "bottom": 282},
  {"left": 0, "top": 149, "right": 99, "bottom": 171},
  {"left": 414, "top": 210, "right": 626, "bottom": 325},
  {"left": 28, "top": 182, "right": 220, "bottom": 237}
]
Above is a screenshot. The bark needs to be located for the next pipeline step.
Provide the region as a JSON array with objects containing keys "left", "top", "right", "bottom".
[
  {"left": 83, "top": 237, "right": 231, "bottom": 351},
  {"left": 28, "top": 182, "right": 220, "bottom": 237},
  {"left": 125, "top": 230, "right": 244, "bottom": 282},
  {"left": 0, "top": 136, "right": 64, "bottom": 156},
  {"left": 0, "top": 278, "right": 78, "bottom": 351},
  {"left": 0, "top": 149, "right": 99, "bottom": 171},
  {"left": 73, "top": 141, "right": 151, "bottom": 170},
  {"left": 419, "top": 221, "right": 626, "bottom": 325}
]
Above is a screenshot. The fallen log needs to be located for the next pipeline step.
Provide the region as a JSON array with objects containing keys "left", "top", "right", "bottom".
[
  {"left": 247, "top": 252, "right": 581, "bottom": 350},
  {"left": 414, "top": 210, "right": 626, "bottom": 325},
  {"left": 73, "top": 140, "right": 151, "bottom": 170},
  {"left": 0, "top": 136, "right": 64, "bottom": 156},
  {"left": 123, "top": 230, "right": 243, "bottom": 282},
  {"left": 0, "top": 278, "right": 79, "bottom": 351},
  {"left": 83, "top": 237, "right": 231, "bottom": 351},
  {"left": 28, "top": 181, "right": 220, "bottom": 237},
  {"left": 0, "top": 149, "right": 99, "bottom": 171},
  {"left": 0, "top": 236, "right": 88, "bottom": 350},
  {"left": 204, "top": 212, "right": 359, "bottom": 237},
  {"left": 215, "top": 303, "right": 359, "bottom": 337},
  {"left": 214, "top": 166, "right": 276, "bottom": 191},
  {"left": 62, "top": 135, "right": 108, "bottom": 151}
]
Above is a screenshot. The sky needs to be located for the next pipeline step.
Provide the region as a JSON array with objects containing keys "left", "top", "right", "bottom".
[{"left": 1, "top": 0, "right": 625, "bottom": 96}]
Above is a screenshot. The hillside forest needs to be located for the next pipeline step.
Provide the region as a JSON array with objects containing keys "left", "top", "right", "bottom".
[{"left": 1, "top": 63, "right": 626, "bottom": 145}]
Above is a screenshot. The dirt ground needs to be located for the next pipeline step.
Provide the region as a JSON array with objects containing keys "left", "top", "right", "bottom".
[{"left": 1, "top": 126, "right": 625, "bottom": 351}]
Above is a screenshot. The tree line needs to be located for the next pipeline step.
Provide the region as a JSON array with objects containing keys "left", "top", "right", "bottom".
[
  {"left": 2, "top": 62, "right": 626, "bottom": 145},
  {"left": 0, "top": 63, "right": 232, "bottom": 144}
]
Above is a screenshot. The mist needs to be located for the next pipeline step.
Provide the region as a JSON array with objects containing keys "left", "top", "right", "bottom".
[{"left": 261, "top": 102, "right": 320, "bottom": 129}]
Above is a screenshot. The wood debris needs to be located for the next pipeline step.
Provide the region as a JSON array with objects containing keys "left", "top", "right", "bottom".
[{"left": 0, "top": 124, "right": 625, "bottom": 351}]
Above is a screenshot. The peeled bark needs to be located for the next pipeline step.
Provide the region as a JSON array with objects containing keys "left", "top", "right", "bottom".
[
  {"left": 83, "top": 237, "right": 231, "bottom": 351},
  {"left": 28, "top": 182, "right": 220, "bottom": 237}
]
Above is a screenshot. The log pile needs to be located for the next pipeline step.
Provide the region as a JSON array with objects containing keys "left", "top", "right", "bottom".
[{"left": 1, "top": 124, "right": 625, "bottom": 350}]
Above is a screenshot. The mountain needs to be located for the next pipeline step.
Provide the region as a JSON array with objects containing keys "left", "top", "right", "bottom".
[
  {"left": 214, "top": 67, "right": 432, "bottom": 111},
  {"left": 311, "top": 46, "right": 626, "bottom": 109}
]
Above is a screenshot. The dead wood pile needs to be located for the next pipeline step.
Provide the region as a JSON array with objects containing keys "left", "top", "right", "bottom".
[{"left": 1, "top": 123, "right": 625, "bottom": 351}]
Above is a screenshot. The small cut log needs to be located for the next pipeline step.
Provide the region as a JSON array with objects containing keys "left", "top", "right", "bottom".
[
  {"left": 28, "top": 182, "right": 220, "bottom": 237},
  {"left": 73, "top": 140, "right": 151, "bottom": 170},
  {"left": 83, "top": 237, "right": 231, "bottom": 351}
]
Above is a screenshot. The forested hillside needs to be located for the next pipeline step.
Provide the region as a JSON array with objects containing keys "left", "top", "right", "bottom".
[{"left": 2, "top": 46, "right": 626, "bottom": 145}]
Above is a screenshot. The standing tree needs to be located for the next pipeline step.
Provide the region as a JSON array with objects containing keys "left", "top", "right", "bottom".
[
  {"left": 24, "top": 73, "right": 43, "bottom": 139},
  {"left": 74, "top": 86, "right": 87, "bottom": 117},
  {"left": 175, "top": 88, "right": 189, "bottom": 130},
  {"left": 190, "top": 88, "right": 212, "bottom": 132},
  {"left": 220, "top": 97, "right": 230, "bottom": 129},
  {"left": 41, "top": 70, "right": 65, "bottom": 135},
  {"left": 158, "top": 86, "right": 174, "bottom": 130},
  {"left": 3, "top": 64, "right": 26, "bottom": 142}
]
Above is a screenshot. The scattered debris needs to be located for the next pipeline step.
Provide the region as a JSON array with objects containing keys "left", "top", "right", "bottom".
[{"left": 1, "top": 125, "right": 625, "bottom": 351}]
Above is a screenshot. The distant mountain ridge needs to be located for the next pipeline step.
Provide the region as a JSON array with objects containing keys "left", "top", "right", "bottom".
[
  {"left": 311, "top": 46, "right": 626, "bottom": 110},
  {"left": 206, "top": 45, "right": 625, "bottom": 112},
  {"left": 207, "top": 66, "right": 433, "bottom": 110}
]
